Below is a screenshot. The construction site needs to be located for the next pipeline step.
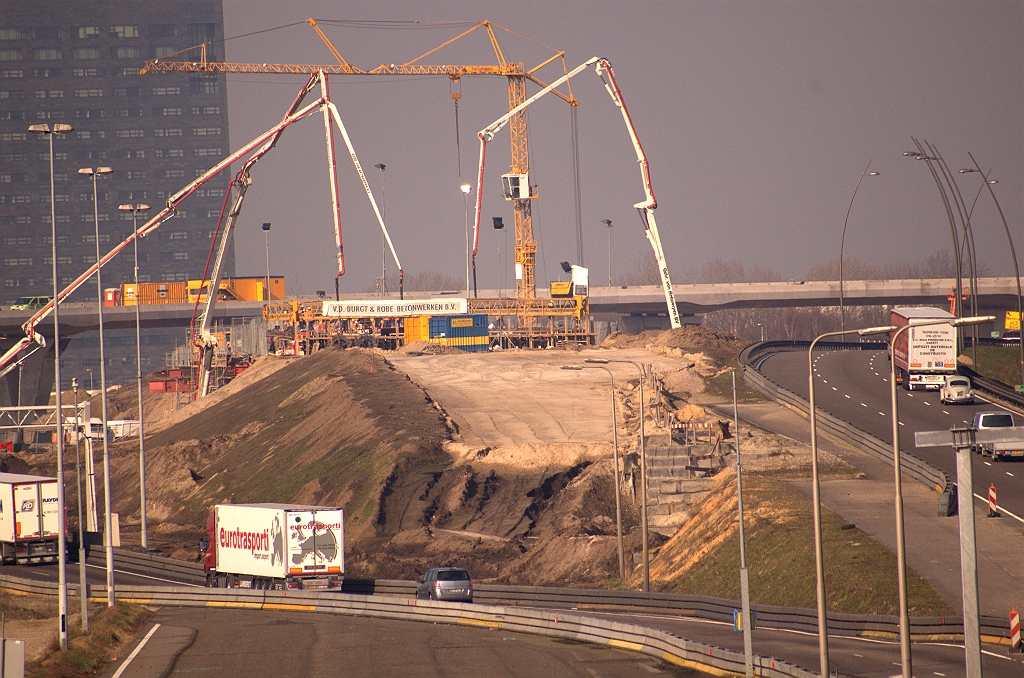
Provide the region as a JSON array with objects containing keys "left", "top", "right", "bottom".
[{"left": 0, "top": 18, "right": 681, "bottom": 403}]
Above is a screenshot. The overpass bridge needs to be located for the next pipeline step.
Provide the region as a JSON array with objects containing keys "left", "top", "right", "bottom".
[{"left": 2, "top": 277, "right": 1017, "bottom": 405}]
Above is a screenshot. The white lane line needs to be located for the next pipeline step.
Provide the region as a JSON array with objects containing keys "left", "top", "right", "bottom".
[
  {"left": 878, "top": 412, "right": 885, "bottom": 416},
  {"left": 823, "top": 379, "right": 828, "bottom": 384},
  {"left": 985, "top": 462, "right": 992, "bottom": 466},
  {"left": 85, "top": 563, "right": 203, "bottom": 587},
  {"left": 924, "top": 401, "right": 932, "bottom": 406},
  {"left": 845, "top": 395, "right": 851, "bottom": 399},
  {"left": 943, "top": 410, "right": 950, "bottom": 415},
  {"left": 112, "top": 623, "right": 161, "bottom": 678},
  {"left": 832, "top": 387, "right": 838, "bottom": 391},
  {"left": 1007, "top": 472, "right": 1015, "bottom": 477},
  {"left": 860, "top": 403, "right": 868, "bottom": 407},
  {"left": 898, "top": 421, "right": 905, "bottom": 426},
  {"left": 972, "top": 492, "right": 1024, "bottom": 524}
]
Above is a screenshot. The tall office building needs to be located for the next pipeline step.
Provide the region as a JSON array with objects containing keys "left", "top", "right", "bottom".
[{"left": 0, "top": 0, "right": 233, "bottom": 305}]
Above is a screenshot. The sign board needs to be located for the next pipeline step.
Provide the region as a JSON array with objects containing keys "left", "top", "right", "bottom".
[
  {"left": 321, "top": 298, "right": 467, "bottom": 318},
  {"left": 1006, "top": 311, "right": 1021, "bottom": 331},
  {"left": 916, "top": 427, "right": 1024, "bottom": 448}
]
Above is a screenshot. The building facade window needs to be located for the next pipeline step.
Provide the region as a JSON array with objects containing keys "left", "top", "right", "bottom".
[
  {"left": 152, "top": 86, "right": 180, "bottom": 96},
  {"left": 114, "top": 47, "right": 141, "bottom": 59},
  {"left": 33, "top": 48, "right": 62, "bottom": 61},
  {"left": 110, "top": 26, "right": 140, "bottom": 39},
  {"left": 73, "top": 88, "right": 102, "bottom": 97},
  {"left": 76, "top": 26, "right": 101, "bottom": 39},
  {"left": 72, "top": 48, "right": 101, "bottom": 60},
  {"left": 0, "top": 49, "right": 22, "bottom": 61}
]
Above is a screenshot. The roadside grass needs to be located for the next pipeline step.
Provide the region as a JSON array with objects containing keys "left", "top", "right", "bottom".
[
  {"left": 701, "top": 358, "right": 769, "bottom": 403},
  {"left": 658, "top": 471, "right": 955, "bottom": 616},
  {"left": 966, "top": 345, "right": 1024, "bottom": 389},
  {"left": 27, "top": 604, "right": 152, "bottom": 678}
]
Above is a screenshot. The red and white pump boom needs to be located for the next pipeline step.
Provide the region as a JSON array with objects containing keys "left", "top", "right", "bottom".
[{"left": 472, "top": 57, "right": 681, "bottom": 329}]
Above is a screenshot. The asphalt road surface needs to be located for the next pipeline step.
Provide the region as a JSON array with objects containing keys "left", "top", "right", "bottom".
[
  {"left": 100, "top": 607, "right": 705, "bottom": 678},
  {"left": 759, "top": 349, "right": 1024, "bottom": 519}
]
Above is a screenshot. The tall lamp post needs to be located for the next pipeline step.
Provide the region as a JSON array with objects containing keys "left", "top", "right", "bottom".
[
  {"left": 888, "top": 315, "right": 993, "bottom": 678},
  {"left": 808, "top": 324, "right": 897, "bottom": 678},
  {"left": 461, "top": 183, "right": 473, "bottom": 297},
  {"left": 118, "top": 203, "right": 151, "bottom": 552},
  {"left": 78, "top": 165, "right": 116, "bottom": 607},
  {"left": 374, "top": 164, "right": 387, "bottom": 296},
  {"left": 960, "top": 161, "right": 1024, "bottom": 387},
  {"left": 261, "top": 223, "right": 271, "bottom": 301},
  {"left": 561, "top": 364, "right": 625, "bottom": 580},
  {"left": 586, "top": 357, "right": 650, "bottom": 591},
  {"left": 838, "top": 161, "right": 879, "bottom": 332},
  {"left": 29, "top": 121, "right": 74, "bottom": 649},
  {"left": 602, "top": 219, "right": 613, "bottom": 286}
]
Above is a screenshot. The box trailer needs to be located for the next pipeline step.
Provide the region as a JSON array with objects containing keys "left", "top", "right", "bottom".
[
  {"left": 890, "top": 307, "right": 958, "bottom": 391},
  {"left": 203, "top": 503, "right": 344, "bottom": 590},
  {"left": 0, "top": 473, "right": 61, "bottom": 565}
]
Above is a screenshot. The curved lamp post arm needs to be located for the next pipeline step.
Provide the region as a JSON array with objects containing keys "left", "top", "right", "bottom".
[{"left": 839, "top": 160, "right": 877, "bottom": 332}]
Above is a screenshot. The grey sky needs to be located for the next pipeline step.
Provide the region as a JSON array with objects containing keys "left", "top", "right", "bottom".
[{"left": 215, "top": 1, "right": 1022, "bottom": 295}]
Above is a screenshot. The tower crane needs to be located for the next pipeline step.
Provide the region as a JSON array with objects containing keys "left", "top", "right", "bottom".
[{"left": 142, "top": 19, "right": 582, "bottom": 318}]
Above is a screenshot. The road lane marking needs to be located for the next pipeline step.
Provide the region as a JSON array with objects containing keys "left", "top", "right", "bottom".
[
  {"left": 1007, "top": 472, "right": 1015, "bottom": 477},
  {"left": 845, "top": 395, "right": 851, "bottom": 399},
  {"left": 85, "top": 564, "right": 203, "bottom": 588},
  {"left": 943, "top": 411, "right": 950, "bottom": 415},
  {"left": 833, "top": 387, "right": 838, "bottom": 391},
  {"left": 972, "top": 492, "right": 1024, "bottom": 524},
  {"left": 112, "top": 623, "right": 161, "bottom": 678},
  {"left": 985, "top": 462, "right": 992, "bottom": 466},
  {"left": 879, "top": 412, "right": 885, "bottom": 416},
  {"left": 861, "top": 403, "right": 868, "bottom": 407},
  {"left": 924, "top": 401, "right": 932, "bottom": 406},
  {"left": 899, "top": 422, "right": 905, "bottom": 426}
]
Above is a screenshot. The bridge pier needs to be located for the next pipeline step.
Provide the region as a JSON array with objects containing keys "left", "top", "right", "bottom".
[{"left": 0, "top": 333, "right": 69, "bottom": 408}]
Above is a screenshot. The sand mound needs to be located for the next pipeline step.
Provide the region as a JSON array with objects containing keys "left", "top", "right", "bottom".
[
  {"left": 603, "top": 326, "right": 749, "bottom": 355},
  {"left": 394, "top": 340, "right": 466, "bottom": 356}
]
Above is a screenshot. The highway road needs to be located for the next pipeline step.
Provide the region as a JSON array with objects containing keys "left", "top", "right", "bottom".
[
  {"left": 759, "top": 348, "right": 1024, "bottom": 520},
  {"left": 101, "top": 607, "right": 701, "bottom": 678}
]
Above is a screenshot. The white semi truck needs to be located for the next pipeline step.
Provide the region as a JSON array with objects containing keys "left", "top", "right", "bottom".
[
  {"left": 202, "top": 503, "right": 344, "bottom": 590},
  {"left": 0, "top": 473, "right": 61, "bottom": 564},
  {"left": 890, "top": 307, "right": 958, "bottom": 390}
]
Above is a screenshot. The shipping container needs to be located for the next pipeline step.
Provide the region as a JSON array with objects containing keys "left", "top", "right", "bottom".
[
  {"left": 404, "top": 316, "right": 430, "bottom": 343},
  {"left": 103, "top": 288, "right": 120, "bottom": 307},
  {"left": 120, "top": 282, "right": 188, "bottom": 306},
  {"left": 0, "top": 473, "right": 61, "bottom": 565},
  {"left": 187, "top": 276, "right": 285, "bottom": 303},
  {"left": 203, "top": 503, "right": 344, "bottom": 590},
  {"left": 428, "top": 314, "right": 489, "bottom": 352}
]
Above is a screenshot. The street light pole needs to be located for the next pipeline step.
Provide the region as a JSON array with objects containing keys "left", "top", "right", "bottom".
[
  {"left": 961, "top": 159, "right": 1024, "bottom": 387},
  {"left": 602, "top": 219, "right": 613, "bottom": 286},
  {"left": 587, "top": 357, "right": 649, "bottom": 591},
  {"left": 72, "top": 379, "right": 87, "bottom": 631},
  {"left": 462, "top": 183, "right": 474, "bottom": 298},
  {"left": 560, "top": 364, "right": 625, "bottom": 580},
  {"left": 839, "top": 161, "right": 879, "bottom": 332},
  {"left": 79, "top": 165, "right": 116, "bottom": 607},
  {"left": 374, "top": 164, "right": 387, "bottom": 297},
  {"left": 732, "top": 370, "right": 753, "bottom": 677},
  {"left": 30, "top": 121, "right": 73, "bottom": 649},
  {"left": 808, "top": 324, "right": 896, "bottom": 678},
  {"left": 119, "top": 203, "right": 151, "bottom": 552},
  {"left": 261, "top": 223, "right": 271, "bottom": 301},
  {"left": 887, "top": 315, "right": 993, "bottom": 678}
]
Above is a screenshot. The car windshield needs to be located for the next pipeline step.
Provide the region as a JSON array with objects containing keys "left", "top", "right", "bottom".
[
  {"left": 948, "top": 379, "right": 969, "bottom": 388},
  {"left": 980, "top": 414, "right": 1013, "bottom": 428},
  {"left": 436, "top": 569, "right": 469, "bottom": 581}
]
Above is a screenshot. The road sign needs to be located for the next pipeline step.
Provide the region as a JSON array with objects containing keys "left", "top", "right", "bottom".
[{"left": 1006, "top": 311, "right": 1021, "bottom": 331}]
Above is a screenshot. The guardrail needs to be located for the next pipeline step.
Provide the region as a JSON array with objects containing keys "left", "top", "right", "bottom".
[
  {"left": 95, "top": 547, "right": 1009, "bottom": 642},
  {"left": 0, "top": 574, "right": 816, "bottom": 678},
  {"left": 737, "top": 341, "right": 952, "bottom": 496},
  {"left": 958, "top": 364, "right": 1024, "bottom": 410}
]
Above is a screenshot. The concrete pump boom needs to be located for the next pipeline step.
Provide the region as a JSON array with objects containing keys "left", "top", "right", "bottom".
[
  {"left": 0, "top": 93, "right": 328, "bottom": 376},
  {"left": 472, "top": 57, "right": 681, "bottom": 328}
]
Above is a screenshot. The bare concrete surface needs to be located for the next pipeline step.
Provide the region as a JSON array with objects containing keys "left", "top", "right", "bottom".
[
  {"left": 98, "top": 623, "right": 194, "bottom": 678},
  {"left": 708, "top": 401, "right": 1024, "bottom": 619},
  {"left": 389, "top": 349, "right": 684, "bottom": 448}
]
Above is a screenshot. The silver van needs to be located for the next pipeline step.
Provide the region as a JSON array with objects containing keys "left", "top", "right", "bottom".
[{"left": 415, "top": 567, "right": 473, "bottom": 602}]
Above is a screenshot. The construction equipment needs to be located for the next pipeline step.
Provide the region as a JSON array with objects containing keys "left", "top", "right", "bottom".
[
  {"left": 142, "top": 19, "right": 580, "bottom": 319},
  {"left": 0, "top": 72, "right": 400, "bottom": 398},
  {"left": 472, "top": 57, "right": 681, "bottom": 328}
]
